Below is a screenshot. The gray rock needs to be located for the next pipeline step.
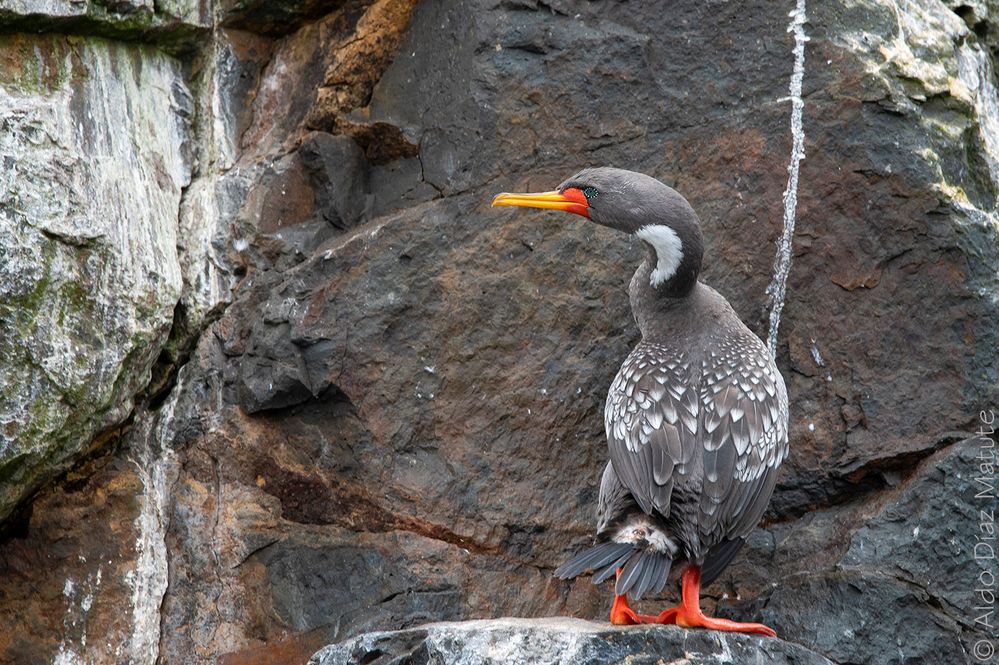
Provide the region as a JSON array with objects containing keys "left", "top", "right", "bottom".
[
  {"left": 309, "top": 618, "right": 836, "bottom": 665},
  {"left": 726, "top": 437, "right": 993, "bottom": 665},
  {"left": 299, "top": 132, "right": 370, "bottom": 230},
  {"left": 0, "top": 34, "right": 194, "bottom": 523}
]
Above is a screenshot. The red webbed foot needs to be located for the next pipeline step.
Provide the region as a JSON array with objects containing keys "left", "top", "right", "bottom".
[
  {"left": 653, "top": 606, "right": 679, "bottom": 624},
  {"left": 609, "top": 569, "right": 658, "bottom": 625},
  {"left": 674, "top": 610, "right": 777, "bottom": 637},
  {"left": 609, "top": 593, "right": 658, "bottom": 625},
  {"left": 667, "top": 566, "right": 777, "bottom": 637}
]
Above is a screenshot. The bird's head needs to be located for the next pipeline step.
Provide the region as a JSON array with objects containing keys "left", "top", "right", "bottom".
[{"left": 492, "top": 166, "right": 703, "bottom": 293}]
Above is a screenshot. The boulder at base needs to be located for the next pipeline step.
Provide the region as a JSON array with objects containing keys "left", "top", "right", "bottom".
[{"left": 309, "top": 617, "right": 836, "bottom": 665}]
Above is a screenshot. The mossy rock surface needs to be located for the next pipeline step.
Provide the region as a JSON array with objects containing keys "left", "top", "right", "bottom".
[{"left": 0, "top": 33, "right": 192, "bottom": 522}]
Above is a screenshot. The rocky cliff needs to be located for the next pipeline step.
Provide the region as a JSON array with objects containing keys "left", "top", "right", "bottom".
[{"left": 0, "top": 0, "right": 996, "bottom": 664}]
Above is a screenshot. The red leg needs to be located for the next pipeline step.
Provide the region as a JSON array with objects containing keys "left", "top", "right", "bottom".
[
  {"left": 609, "top": 570, "right": 658, "bottom": 625},
  {"left": 656, "top": 566, "right": 776, "bottom": 637},
  {"left": 610, "top": 593, "right": 645, "bottom": 625}
]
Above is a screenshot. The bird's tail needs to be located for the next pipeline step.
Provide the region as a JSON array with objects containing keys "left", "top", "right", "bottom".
[{"left": 554, "top": 542, "right": 672, "bottom": 600}]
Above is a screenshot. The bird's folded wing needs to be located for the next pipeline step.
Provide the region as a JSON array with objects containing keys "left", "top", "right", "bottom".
[
  {"left": 604, "top": 337, "right": 788, "bottom": 542},
  {"left": 697, "top": 332, "right": 788, "bottom": 543},
  {"left": 604, "top": 343, "right": 699, "bottom": 517}
]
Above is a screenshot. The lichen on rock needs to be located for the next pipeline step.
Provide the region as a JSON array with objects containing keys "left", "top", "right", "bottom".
[
  {"left": 0, "top": 0, "right": 211, "bottom": 53},
  {"left": 0, "top": 34, "right": 192, "bottom": 521}
]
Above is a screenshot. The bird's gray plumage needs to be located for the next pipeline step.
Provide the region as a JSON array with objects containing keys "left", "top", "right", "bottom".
[
  {"left": 605, "top": 295, "right": 788, "bottom": 550},
  {"left": 552, "top": 167, "right": 789, "bottom": 599}
]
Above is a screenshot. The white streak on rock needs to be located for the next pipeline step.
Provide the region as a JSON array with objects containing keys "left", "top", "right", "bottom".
[
  {"left": 56, "top": 564, "right": 104, "bottom": 662},
  {"left": 126, "top": 383, "right": 182, "bottom": 665},
  {"left": 53, "top": 644, "right": 82, "bottom": 665},
  {"left": 810, "top": 339, "right": 824, "bottom": 366},
  {"left": 957, "top": 42, "right": 999, "bottom": 185},
  {"left": 766, "top": 0, "right": 809, "bottom": 357}
]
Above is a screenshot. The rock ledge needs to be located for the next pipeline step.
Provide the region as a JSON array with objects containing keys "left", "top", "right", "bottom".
[{"left": 308, "top": 617, "right": 835, "bottom": 665}]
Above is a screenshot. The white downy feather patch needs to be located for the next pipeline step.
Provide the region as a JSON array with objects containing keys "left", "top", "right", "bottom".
[
  {"left": 613, "top": 519, "right": 677, "bottom": 554},
  {"left": 636, "top": 224, "right": 684, "bottom": 287}
]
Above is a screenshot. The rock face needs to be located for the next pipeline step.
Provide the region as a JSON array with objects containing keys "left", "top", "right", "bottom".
[
  {"left": 0, "top": 33, "right": 195, "bottom": 523},
  {"left": 0, "top": 0, "right": 997, "bottom": 664},
  {"left": 728, "top": 436, "right": 993, "bottom": 665},
  {"left": 309, "top": 618, "right": 837, "bottom": 665}
]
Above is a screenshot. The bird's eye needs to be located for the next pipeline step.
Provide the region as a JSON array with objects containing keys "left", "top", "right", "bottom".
[{"left": 582, "top": 187, "right": 599, "bottom": 201}]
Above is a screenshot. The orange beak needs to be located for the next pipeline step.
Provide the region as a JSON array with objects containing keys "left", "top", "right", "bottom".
[{"left": 491, "top": 187, "right": 589, "bottom": 218}]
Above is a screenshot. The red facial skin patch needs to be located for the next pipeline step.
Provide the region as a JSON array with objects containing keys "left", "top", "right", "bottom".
[{"left": 560, "top": 187, "right": 590, "bottom": 218}]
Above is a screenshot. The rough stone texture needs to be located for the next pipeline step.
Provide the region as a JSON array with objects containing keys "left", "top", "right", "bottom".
[
  {"left": 0, "top": 393, "right": 181, "bottom": 664},
  {"left": 0, "top": 34, "right": 194, "bottom": 524},
  {"left": 0, "top": 0, "right": 997, "bottom": 664},
  {"left": 309, "top": 618, "right": 837, "bottom": 665},
  {"left": 0, "top": 0, "right": 211, "bottom": 53},
  {"left": 219, "top": 0, "right": 346, "bottom": 36},
  {"left": 719, "top": 437, "right": 993, "bottom": 665},
  {"left": 305, "top": 0, "right": 419, "bottom": 133}
]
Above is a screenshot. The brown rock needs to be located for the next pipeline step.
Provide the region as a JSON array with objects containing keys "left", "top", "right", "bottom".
[{"left": 306, "top": 0, "right": 420, "bottom": 131}]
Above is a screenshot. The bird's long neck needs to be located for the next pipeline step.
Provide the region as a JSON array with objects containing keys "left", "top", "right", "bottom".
[{"left": 629, "top": 234, "right": 703, "bottom": 339}]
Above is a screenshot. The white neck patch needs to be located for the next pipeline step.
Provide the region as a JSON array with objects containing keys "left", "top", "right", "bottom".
[{"left": 636, "top": 224, "right": 684, "bottom": 288}]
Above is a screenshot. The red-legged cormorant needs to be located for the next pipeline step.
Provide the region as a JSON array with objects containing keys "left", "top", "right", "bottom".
[{"left": 492, "top": 167, "right": 788, "bottom": 637}]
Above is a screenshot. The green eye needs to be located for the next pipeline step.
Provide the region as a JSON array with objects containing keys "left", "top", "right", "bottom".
[{"left": 582, "top": 187, "right": 599, "bottom": 200}]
